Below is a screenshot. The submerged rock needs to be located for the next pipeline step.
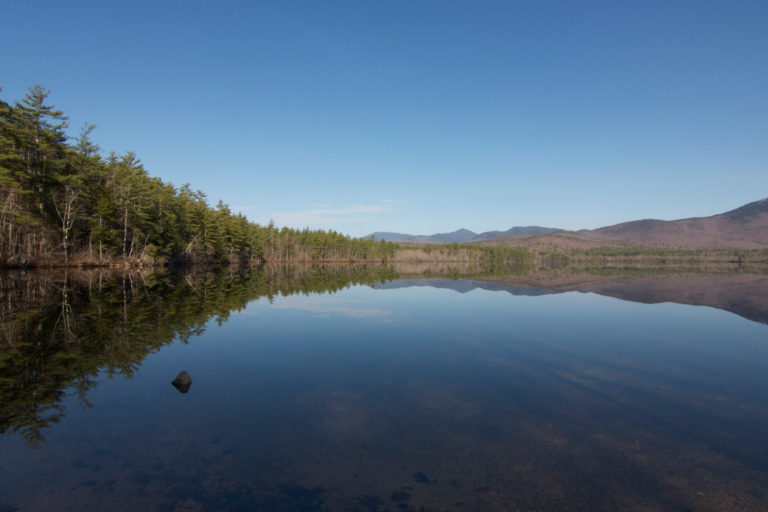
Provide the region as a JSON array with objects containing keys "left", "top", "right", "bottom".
[
  {"left": 172, "top": 371, "right": 192, "bottom": 393},
  {"left": 413, "top": 471, "right": 437, "bottom": 484}
]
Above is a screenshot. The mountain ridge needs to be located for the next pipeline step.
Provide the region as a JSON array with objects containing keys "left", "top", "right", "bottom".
[
  {"left": 585, "top": 198, "right": 768, "bottom": 248},
  {"left": 366, "top": 226, "right": 563, "bottom": 244},
  {"left": 366, "top": 198, "right": 768, "bottom": 249}
]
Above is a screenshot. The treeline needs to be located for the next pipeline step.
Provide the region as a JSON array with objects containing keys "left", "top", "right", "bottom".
[
  {"left": 0, "top": 85, "right": 398, "bottom": 267},
  {"left": 397, "top": 243, "right": 531, "bottom": 263},
  {"left": 534, "top": 246, "right": 768, "bottom": 267}
]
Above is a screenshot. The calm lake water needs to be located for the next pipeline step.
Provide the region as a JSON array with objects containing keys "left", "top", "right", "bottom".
[{"left": 1, "top": 266, "right": 768, "bottom": 511}]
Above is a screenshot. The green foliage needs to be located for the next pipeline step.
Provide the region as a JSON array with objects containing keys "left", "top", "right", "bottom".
[{"left": 0, "top": 86, "right": 403, "bottom": 267}]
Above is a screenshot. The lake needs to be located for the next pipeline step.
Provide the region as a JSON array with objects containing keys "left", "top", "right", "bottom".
[{"left": 1, "top": 265, "right": 767, "bottom": 511}]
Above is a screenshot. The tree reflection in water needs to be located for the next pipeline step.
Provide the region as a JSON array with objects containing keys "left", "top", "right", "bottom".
[
  {"left": 2, "top": 262, "right": 766, "bottom": 448},
  {"left": 0, "top": 264, "right": 400, "bottom": 447}
]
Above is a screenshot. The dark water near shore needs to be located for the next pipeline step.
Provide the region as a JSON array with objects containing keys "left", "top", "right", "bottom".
[{"left": 1, "top": 266, "right": 768, "bottom": 511}]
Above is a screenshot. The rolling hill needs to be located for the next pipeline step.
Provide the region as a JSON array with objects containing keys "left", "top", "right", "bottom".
[
  {"left": 485, "top": 198, "right": 768, "bottom": 250},
  {"left": 585, "top": 198, "right": 768, "bottom": 249},
  {"left": 370, "top": 198, "right": 768, "bottom": 250}
]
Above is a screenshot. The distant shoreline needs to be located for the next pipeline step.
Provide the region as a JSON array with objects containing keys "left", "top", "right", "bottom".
[{"left": 2, "top": 244, "right": 765, "bottom": 270}]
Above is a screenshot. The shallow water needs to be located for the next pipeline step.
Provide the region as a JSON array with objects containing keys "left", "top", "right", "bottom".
[{"left": 1, "top": 267, "right": 768, "bottom": 511}]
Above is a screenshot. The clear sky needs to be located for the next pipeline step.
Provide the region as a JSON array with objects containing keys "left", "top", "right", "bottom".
[{"left": 2, "top": 0, "right": 767, "bottom": 237}]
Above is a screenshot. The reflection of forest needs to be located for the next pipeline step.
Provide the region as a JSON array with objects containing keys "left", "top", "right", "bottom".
[
  {"left": 0, "top": 265, "right": 404, "bottom": 448},
  {"left": 2, "top": 262, "right": 766, "bottom": 448}
]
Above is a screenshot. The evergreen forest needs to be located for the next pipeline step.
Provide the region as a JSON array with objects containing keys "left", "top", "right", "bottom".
[{"left": 0, "top": 86, "right": 401, "bottom": 267}]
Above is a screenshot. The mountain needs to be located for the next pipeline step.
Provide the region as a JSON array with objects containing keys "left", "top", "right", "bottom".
[
  {"left": 586, "top": 198, "right": 768, "bottom": 249},
  {"left": 367, "top": 199, "right": 768, "bottom": 249},
  {"left": 481, "top": 198, "right": 768, "bottom": 250},
  {"left": 367, "top": 229, "right": 478, "bottom": 244},
  {"left": 471, "top": 226, "right": 563, "bottom": 241},
  {"left": 367, "top": 226, "right": 562, "bottom": 244},
  {"left": 367, "top": 232, "right": 421, "bottom": 243},
  {"left": 428, "top": 228, "right": 479, "bottom": 243}
]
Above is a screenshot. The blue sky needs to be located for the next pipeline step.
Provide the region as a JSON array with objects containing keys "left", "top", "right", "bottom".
[{"left": 2, "top": 1, "right": 767, "bottom": 236}]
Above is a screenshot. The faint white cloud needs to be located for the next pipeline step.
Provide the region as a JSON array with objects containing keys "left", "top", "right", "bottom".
[
  {"left": 232, "top": 200, "right": 403, "bottom": 228},
  {"left": 267, "top": 202, "right": 394, "bottom": 226}
]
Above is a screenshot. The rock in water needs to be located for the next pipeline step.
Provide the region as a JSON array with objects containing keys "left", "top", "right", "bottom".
[{"left": 172, "top": 371, "right": 192, "bottom": 393}]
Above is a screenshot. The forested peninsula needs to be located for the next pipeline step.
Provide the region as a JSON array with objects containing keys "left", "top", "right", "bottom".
[{"left": 0, "top": 86, "right": 528, "bottom": 268}]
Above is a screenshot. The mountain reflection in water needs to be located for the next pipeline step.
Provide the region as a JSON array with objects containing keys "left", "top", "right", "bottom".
[
  {"left": 1, "top": 263, "right": 767, "bottom": 512},
  {"left": 379, "top": 270, "right": 768, "bottom": 324}
]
